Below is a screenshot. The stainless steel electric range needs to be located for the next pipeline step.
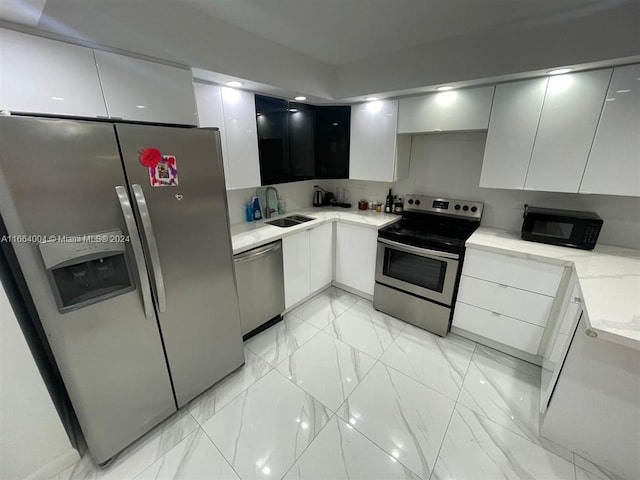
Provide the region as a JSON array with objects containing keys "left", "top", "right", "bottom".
[{"left": 373, "top": 195, "right": 483, "bottom": 336}]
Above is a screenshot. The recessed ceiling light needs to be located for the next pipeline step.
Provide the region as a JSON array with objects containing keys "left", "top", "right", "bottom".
[
  {"left": 436, "top": 86, "right": 454, "bottom": 91},
  {"left": 288, "top": 108, "right": 298, "bottom": 113},
  {"left": 50, "top": 96, "right": 64, "bottom": 101},
  {"left": 365, "top": 96, "right": 379, "bottom": 101},
  {"left": 548, "top": 68, "right": 573, "bottom": 75},
  {"left": 294, "top": 96, "right": 306, "bottom": 101},
  {"left": 226, "top": 80, "right": 244, "bottom": 87},
  {"left": 136, "top": 105, "right": 146, "bottom": 109}
]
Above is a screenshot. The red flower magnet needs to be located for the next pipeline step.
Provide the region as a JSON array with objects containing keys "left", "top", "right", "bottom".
[{"left": 139, "top": 148, "right": 162, "bottom": 168}]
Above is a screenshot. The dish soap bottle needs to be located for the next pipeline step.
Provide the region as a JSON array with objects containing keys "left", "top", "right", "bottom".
[
  {"left": 252, "top": 197, "right": 262, "bottom": 221},
  {"left": 385, "top": 189, "right": 393, "bottom": 213}
]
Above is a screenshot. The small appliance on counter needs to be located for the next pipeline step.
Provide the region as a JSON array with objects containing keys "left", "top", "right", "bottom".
[
  {"left": 313, "top": 185, "right": 351, "bottom": 208},
  {"left": 313, "top": 185, "right": 324, "bottom": 206},
  {"left": 521, "top": 206, "right": 603, "bottom": 250}
]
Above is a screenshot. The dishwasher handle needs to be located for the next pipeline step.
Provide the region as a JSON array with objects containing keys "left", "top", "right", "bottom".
[{"left": 234, "top": 241, "right": 281, "bottom": 264}]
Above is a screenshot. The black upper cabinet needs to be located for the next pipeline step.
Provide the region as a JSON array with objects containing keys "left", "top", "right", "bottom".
[
  {"left": 315, "top": 106, "right": 350, "bottom": 179},
  {"left": 288, "top": 101, "right": 315, "bottom": 180},
  {"left": 256, "top": 95, "right": 290, "bottom": 186},
  {"left": 255, "top": 94, "right": 350, "bottom": 185}
]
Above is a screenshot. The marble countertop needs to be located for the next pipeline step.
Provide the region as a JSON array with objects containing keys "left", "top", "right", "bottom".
[
  {"left": 230, "top": 207, "right": 400, "bottom": 255},
  {"left": 467, "top": 227, "right": 640, "bottom": 350}
]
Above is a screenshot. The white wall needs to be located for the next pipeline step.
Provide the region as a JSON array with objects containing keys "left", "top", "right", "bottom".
[
  {"left": 0, "top": 280, "right": 79, "bottom": 479},
  {"left": 321, "top": 132, "right": 640, "bottom": 250}
]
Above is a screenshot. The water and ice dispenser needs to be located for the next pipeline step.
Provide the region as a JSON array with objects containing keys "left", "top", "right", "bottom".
[{"left": 39, "top": 230, "right": 134, "bottom": 313}]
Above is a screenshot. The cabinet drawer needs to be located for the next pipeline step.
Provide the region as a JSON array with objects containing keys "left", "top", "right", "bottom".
[
  {"left": 457, "top": 275, "right": 554, "bottom": 327},
  {"left": 453, "top": 302, "right": 544, "bottom": 354},
  {"left": 463, "top": 248, "right": 563, "bottom": 296}
]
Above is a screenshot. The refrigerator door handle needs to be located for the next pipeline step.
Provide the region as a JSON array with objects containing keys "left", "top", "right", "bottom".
[
  {"left": 132, "top": 184, "right": 167, "bottom": 313},
  {"left": 115, "top": 186, "right": 154, "bottom": 319}
]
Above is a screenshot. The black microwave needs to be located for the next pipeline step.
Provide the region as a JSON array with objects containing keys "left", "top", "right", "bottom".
[{"left": 521, "top": 206, "right": 603, "bottom": 250}]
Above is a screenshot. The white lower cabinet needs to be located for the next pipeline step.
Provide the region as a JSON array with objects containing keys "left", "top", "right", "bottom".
[
  {"left": 282, "top": 223, "right": 333, "bottom": 309},
  {"left": 309, "top": 223, "right": 333, "bottom": 293},
  {"left": 457, "top": 275, "right": 554, "bottom": 327},
  {"left": 453, "top": 302, "right": 544, "bottom": 354},
  {"left": 453, "top": 248, "right": 564, "bottom": 356},
  {"left": 282, "top": 230, "right": 311, "bottom": 309},
  {"left": 335, "top": 223, "right": 378, "bottom": 296}
]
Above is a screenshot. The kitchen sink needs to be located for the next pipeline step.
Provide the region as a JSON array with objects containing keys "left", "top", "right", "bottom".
[
  {"left": 286, "top": 215, "right": 315, "bottom": 223},
  {"left": 266, "top": 218, "right": 300, "bottom": 228},
  {"left": 266, "top": 215, "right": 316, "bottom": 228}
]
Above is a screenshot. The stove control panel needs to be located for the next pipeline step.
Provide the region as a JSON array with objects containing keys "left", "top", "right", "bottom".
[{"left": 405, "top": 195, "right": 484, "bottom": 219}]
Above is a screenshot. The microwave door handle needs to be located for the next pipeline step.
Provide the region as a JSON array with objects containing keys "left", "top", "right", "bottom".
[
  {"left": 132, "top": 184, "right": 167, "bottom": 313},
  {"left": 115, "top": 186, "right": 154, "bottom": 319}
]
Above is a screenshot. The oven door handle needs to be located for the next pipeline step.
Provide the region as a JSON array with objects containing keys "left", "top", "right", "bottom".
[{"left": 377, "top": 237, "right": 460, "bottom": 260}]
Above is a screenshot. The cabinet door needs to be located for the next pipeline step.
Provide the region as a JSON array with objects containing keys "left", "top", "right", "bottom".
[
  {"left": 397, "top": 86, "right": 495, "bottom": 133},
  {"left": 349, "top": 100, "right": 399, "bottom": 181},
  {"left": 524, "top": 69, "right": 612, "bottom": 192},
  {"left": 580, "top": 64, "right": 640, "bottom": 197},
  {"left": 335, "top": 223, "right": 377, "bottom": 296},
  {"left": 315, "top": 106, "right": 350, "bottom": 179},
  {"left": 256, "top": 95, "right": 290, "bottom": 185},
  {"left": 479, "top": 78, "right": 548, "bottom": 189},
  {"left": 94, "top": 50, "right": 197, "bottom": 125},
  {"left": 220, "top": 88, "right": 261, "bottom": 190},
  {"left": 289, "top": 101, "right": 315, "bottom": 180},
  {"left": 282, "top": 231, "right": 311, "bottom": 309},
  {"left": 0, "top": 28, "right": 107, "bottom": 117},
  {"left": 309, "top": 223, "right": 333, "bottom": 293},
  {"left": 193, "top": 83, "right": 231, "bottom": 188}
]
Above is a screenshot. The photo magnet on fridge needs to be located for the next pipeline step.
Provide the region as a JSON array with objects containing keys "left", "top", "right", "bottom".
[{"left": 149, "top": 155, "right": 178, "bottom": 186}]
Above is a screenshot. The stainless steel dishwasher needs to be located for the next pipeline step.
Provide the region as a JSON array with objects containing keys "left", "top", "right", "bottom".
[{"left": 233, "top": 240, "right": 285, "bottom": 339}]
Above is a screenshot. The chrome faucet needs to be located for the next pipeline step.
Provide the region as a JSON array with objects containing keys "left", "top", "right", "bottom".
[{"left": 265, "top": 186, "right": 279, "bottom": 218}]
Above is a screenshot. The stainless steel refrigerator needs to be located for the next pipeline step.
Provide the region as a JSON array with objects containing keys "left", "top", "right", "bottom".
[{"left": 0, "top": 116, "right": 244, "bottom": 464}]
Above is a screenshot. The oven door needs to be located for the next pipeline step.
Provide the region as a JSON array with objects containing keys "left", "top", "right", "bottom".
[{"left": 375, "top": 238, "right": 459, "bottom": 306}]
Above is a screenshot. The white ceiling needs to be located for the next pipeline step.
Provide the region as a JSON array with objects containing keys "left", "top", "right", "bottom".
[
  {"left": 2, "top": 0, "right": 640, "bottom": 101},
  {"left": 186, "top": 0, "right": 604, "bottom": 65}
]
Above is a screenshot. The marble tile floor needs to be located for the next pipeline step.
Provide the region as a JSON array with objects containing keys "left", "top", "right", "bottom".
[{"left": 55, "top": 287, "right": 622, "bottom": 480}]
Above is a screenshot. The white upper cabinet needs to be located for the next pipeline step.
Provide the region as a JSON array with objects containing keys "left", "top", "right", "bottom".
[
  {"left": 479, "top": 78, "right": 548, "bottom": 189},
  {"left": 349, "top": 100, "right": 410, "bottom": 182},
  {"left": 94, "top": 50, "right": 197, "bottom": 125},
  {"left": 220, "top": 89, "right": 261, "bottom": 189},
  {"left": 397, "top": 86, "right": 495, "bottom": 133},
  {"left": 580, "top": 64, "right": 640, "bottom": 197},
  {"left": 193, "top": 83, "right": 260, "bottom": 190},
  {"left": 0, "top": 28, "right": 107, "bottom": 117},
  {"left": 193, "top": 83, "right": 231, "bottom": 188},
  {"left": 524, "top": 69, "right": 613, "bottom": 192}
]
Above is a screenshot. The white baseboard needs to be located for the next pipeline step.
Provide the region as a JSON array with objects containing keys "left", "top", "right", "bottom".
[
  {"left": 24, "top": 448, "right": 81, "bottom": 480},
  {"left": 331, "top": 282, "right": 372, "bottom": 302}
]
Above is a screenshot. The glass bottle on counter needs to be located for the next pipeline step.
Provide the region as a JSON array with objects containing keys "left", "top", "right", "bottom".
[{"left": 385, "top": 189, "right": 393, "bottom": 213}]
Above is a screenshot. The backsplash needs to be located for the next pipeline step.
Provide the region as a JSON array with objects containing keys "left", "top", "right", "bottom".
[
  {"left": 322, "top": 132, "right": 640, "bottom": 250},
  {"left": 225, "top": 132, "right": 640, "bottom": 249},
  {"left": 226, "top": 179, "right": 317, "bottom": 225}
]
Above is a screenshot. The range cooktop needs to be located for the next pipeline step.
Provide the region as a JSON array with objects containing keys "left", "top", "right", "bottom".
[{"left": 378, "top": 195, "right": 484, "bottom": 254}]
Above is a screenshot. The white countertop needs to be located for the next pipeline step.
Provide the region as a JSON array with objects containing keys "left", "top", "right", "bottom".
[
  {"left": 467, "top": 227, "right": 640, "bottom": 350},
  {"left": 230, "top": 207, "right": 400, "bottom": 255}
]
